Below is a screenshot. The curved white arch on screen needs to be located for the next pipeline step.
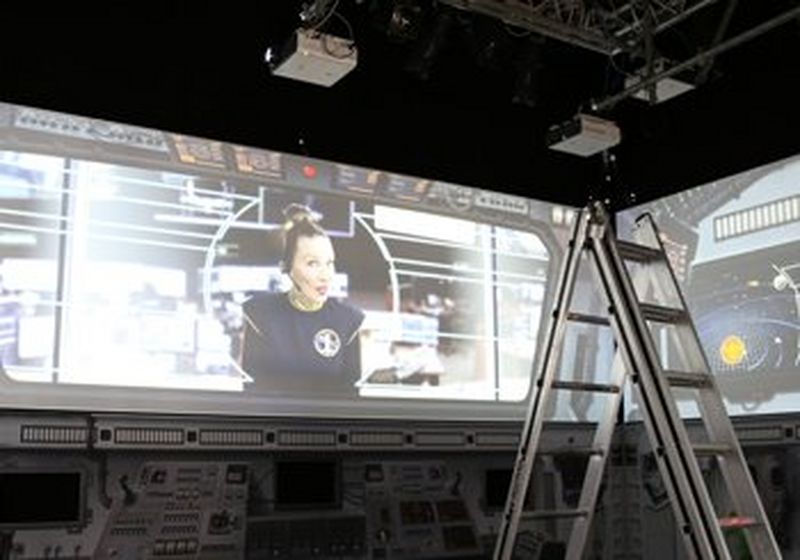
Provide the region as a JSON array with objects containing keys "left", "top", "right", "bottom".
[
  {"left": 354, "top": 213, "right": 399, "bottom": 315},
  {"left": 202, "top": 199, "right": 261, "bottom": 382}
]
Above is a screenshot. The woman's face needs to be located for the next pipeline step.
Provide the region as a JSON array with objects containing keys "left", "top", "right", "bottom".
[{"left": 289, "top": 234, "right": 336, "bottom": 305}]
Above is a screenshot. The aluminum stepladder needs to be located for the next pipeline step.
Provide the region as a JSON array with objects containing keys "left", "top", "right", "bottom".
[{"left": 493, "top": 202, "right": 781, "bottom": 560}]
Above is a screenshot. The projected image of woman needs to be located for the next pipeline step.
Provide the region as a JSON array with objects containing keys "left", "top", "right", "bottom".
[{"left": 241, "top": 204, "right": 365, "bottom": 393}]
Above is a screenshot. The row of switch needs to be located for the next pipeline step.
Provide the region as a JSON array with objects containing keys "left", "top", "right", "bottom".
[{"left": 152, "top": 539, "right": 199, "bottom": 556}]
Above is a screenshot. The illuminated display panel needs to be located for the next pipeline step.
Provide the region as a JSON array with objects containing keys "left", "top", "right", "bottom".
[
  {"left": 618, "top": 153, "right": 800, "bottom": 418},
  {"left": 0, "top": 102, "right": 607, "bottom": 421}
]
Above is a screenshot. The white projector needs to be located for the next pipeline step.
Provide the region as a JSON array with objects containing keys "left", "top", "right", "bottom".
[
  {"left": 269, "top": 28, "right": 357, "bottom": 87},
  {"left": 546, "top": 114, "right": 621, "bottom": 157},
  {"left": 624, "top": 59, "right": 695, "bottom": 103},
  {"left": 626, "top": 74, "right": 695, "bottom": 103}
]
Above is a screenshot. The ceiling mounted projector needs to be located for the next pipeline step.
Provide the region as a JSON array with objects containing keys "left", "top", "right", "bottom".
[
  {"left": 267, "top": 28, "right": 357, "bottom": 87},
  {"left": 625, "top": 58, "right": 695, "bottom": 104},
  {"left": 546, "top": 114, "right": 621, "bottom": 157}
]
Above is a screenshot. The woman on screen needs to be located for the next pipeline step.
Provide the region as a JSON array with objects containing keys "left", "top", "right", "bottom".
[{"left": 240, "top": 204, "right": 364, "bottom": 394}]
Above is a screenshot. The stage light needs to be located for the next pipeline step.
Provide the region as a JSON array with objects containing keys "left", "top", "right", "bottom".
[
  {"left": 511, "top": 41, "right": 543, "bottom": 108},
  {"left": 386, "top": 0, "right": 425, "bottom": 42},
  {"left": 404, "top": 9, "right": 454, "bottom": 80}
]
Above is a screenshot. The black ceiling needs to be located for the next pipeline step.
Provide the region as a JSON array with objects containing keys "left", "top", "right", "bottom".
[{"left": 1, "top": 1, "right": 799, "bottom": 209}]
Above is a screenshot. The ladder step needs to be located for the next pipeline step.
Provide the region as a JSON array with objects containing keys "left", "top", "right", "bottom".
[
  {"left": 566, "top": 311, "right": 610, "bottom": 326},
  {"left": 693, "top": 443, "right": 733, "bottom": 456},
  {"left": 616, "top": 239, "right": 664, "bottom": 262},
  {"left": 539, "top": 446, "right": 605, "bottom": 456},
  {"left": 638, "top": 302, "right": 687, "bottom": 323},
  {"left": 551, "top": 380, "right": 621, "bottom": 393},
  {"left": 522, "top": 508, "right": 590, "bottom": 520},
  {"left": 664, "top": 370, "right": 711, "bottom": 388},
  {"left": 719, "top": 516, "right": 759, "bottom": 529}
]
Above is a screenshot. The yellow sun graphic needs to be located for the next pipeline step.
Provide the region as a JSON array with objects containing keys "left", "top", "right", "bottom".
[{"left": 719, "top": 335, "right": 746, "bottom": 366}]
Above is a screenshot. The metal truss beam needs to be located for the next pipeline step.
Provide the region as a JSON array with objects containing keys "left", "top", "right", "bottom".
[
  {"left": 437, "top": 0, "right": 724, "bottom": 54},
  {"left": 593, "top": 4, "right": 800, "bottom": 109}
]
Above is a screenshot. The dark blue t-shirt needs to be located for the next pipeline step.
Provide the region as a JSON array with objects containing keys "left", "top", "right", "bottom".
[{"left": 242, "top": 293, "right": 365, "bottom": 394}]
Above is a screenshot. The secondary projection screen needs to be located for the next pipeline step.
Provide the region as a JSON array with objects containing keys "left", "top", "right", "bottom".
[
  {"left": 618, "top": 153, "right": 800, "bottom": 418},
  {"left": 0, "top": 102, "right": 611, "bottom": 421}
]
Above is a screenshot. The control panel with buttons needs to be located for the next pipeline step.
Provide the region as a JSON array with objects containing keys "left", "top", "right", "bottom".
[{"left": 94, "top": 462, "right": 248, "bottom": 559}]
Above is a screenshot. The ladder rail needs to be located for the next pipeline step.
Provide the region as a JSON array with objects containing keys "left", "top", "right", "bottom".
[
  {"left": 493, "top": 209, "right": 592, "bottom": 560},
  {"left": 630, "top": 214, "right": 708, "bottom": 376},
  {"left": 634, "top": 213, "right": 783, "bottom": 558},
  {"left": 589, "top": 210, "right": 730, "bottom": 559},
  {"left": 563, "top": 350, "right": 627, "bottom": 560}
]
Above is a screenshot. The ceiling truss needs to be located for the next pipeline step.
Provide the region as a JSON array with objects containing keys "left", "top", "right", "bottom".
[
  {"left": 437, "top": 0, "right": 800, "bottom": 108},
  {"left": 437, "top": 0, "right": 724, "bottom": 54}
]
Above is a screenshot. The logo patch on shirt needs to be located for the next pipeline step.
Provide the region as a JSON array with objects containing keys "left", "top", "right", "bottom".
[{"left": 314, "top": 328, "right": 341, "bottom": 358}]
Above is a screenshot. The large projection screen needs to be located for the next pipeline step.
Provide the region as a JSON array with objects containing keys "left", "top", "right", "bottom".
[
  {"left": 618, "top": 153, "right": 800, "bottom": 418},
  {"left": 0, "top": 102, "right": 615, "bottom": 422}
]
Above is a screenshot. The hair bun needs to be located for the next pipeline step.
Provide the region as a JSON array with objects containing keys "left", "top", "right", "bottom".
[
  {"left": 282, "top": 203, "right": 319, "bottom": 228},
  {"left": 279, "top": 203, "right": 328, "bottom": 272}
]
